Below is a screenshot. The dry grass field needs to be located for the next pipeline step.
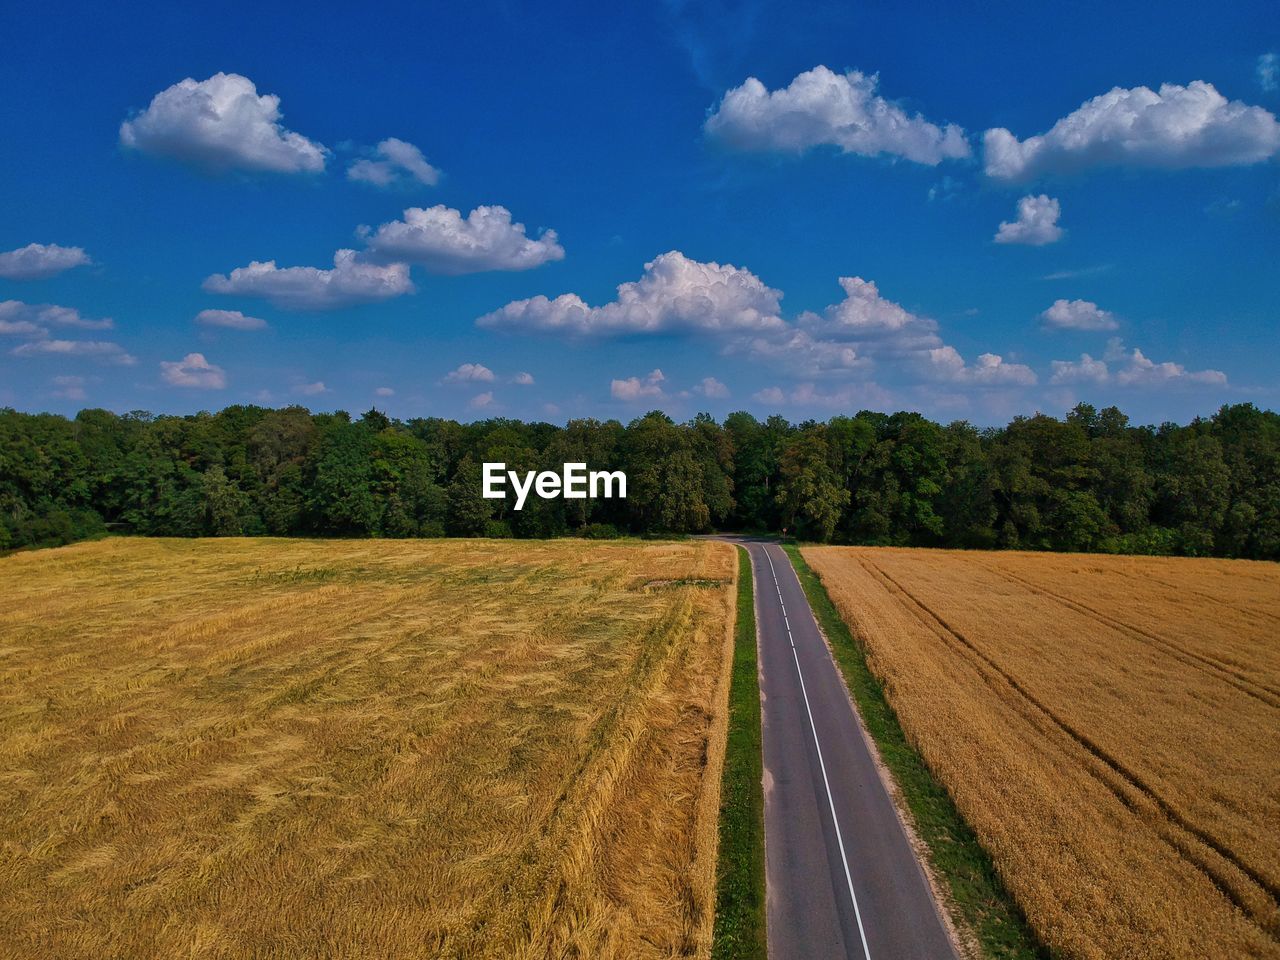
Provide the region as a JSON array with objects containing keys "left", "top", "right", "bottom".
[
  {"left": 0, "top": 537, "right": 736, "bottom": 960},
  {"left": 802, "top": 546, "right": 1280, "bottom": 960}
]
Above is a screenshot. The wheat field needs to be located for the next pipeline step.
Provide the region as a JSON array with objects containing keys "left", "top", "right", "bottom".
[
  {"left": 0, "top": 537, "right": 736, "bottom": 960},
  {"left": 802, "top": 546, "right": 1280, "bottom": 960}
]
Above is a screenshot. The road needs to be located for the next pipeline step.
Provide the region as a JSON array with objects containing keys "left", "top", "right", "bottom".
[{"left": 738, "top": 538, "right": 959, "bottom": 960}]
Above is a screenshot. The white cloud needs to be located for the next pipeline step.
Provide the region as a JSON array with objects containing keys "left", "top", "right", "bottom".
[
  {"left": 984, "top": 81, "right": 1280, "bottom": 180},
  {"left": 705, "top": 65, "right": 971, "bottom": 165},
  {"left": 1115, "top": 347, "right": 1226, "bottom": 386},
  {"left": 0, "top": 300, "right": 113, "bottom": 333},
  {"left": 512, "top": 371, "right": 535, "bottom": 385},
  {"left": 374, "top": 386, "right": 395, "bottom": 397},
  {"left": 442, "top": 362, "right": 495, "bottom": 384},
  {"left": 696, "top": 376, "right": 729, "bottom": 399},
  {"left": 292, "top": 381, "right": 328, "bottom": 396},
  {"left": 1040, "top": 298, "right": 1118, "bottom": 331},
  {"left": 1259, "top": 53, "right": 1279, "bottom": 92},
  {"left": 360, "top": 205, "right": 563, "bottom": 274},
  {"left": 995, "top": 194, "right": 1064, "bottom": 245},
  {"left": 469, "top": 391, "right": 495, "bottom": 409},
  {"left": 202, "top": 249, "right": 413, "bottom": 310},
  {"left": 347, "top": 138, "right": 441, "bottom": 188},
  {"left": 753, "top": 386, "right": 785, "bottom": 405},
  {"left": 51, "top": 375, "right": 87, "bottom": 401},
  {"left": 120, "top": 72, "right": 327, "bottom": 174},
  {"left": 1051, "top": 342, "right": 1226, "bottom": 387},
  {"left": 194, "top": 308, "right": 267, "bottom": 330},
  {"left": 924, "top": 347, "right": 1038, "bottom": 386},
  {"left": 1050, "top": 353, "right": 1110, "bottom": 384},
  {"left": 611, "top": 369, "right": 666, "bottom": 401},
  {"left": 478, "top": 250, "right": 785, "bottom": 335},
  {"left": 11, "top": 339, "right": 136, "bottom": 364},
  {"left": 160, "top": 352, "right": 226, "bottom": 388},
  {"left": 0, "top": 243, "right": 91, "bottom": 280}
]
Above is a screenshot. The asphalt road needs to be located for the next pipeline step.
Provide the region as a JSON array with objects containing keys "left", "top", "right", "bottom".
[{"left": 739, "top": 539, "right": 959, "bottom": 960}]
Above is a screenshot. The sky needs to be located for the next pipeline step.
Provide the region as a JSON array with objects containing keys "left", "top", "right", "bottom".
[{"left": 1, "top": 0, "right": 1277, "bottom": 426}]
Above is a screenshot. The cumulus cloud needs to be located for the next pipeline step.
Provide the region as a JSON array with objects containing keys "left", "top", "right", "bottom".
[
  {"left": 360, "top": 205, "right": 563, "bottom": 274},
  {"left": 512, "top": 371, "right": 535, "bottom": 385},
  {"left": 1051, "top": 343, "right": 1226, "bottom": 387},
  {"left": 696, "top": 376, "right": 729, "bottom": 398},
  {"left": 374, "top": 386, "right": 395, "bottom": 397},
  {"left": 705, "top": 65, "right": 970, "bottom": 165},
  {"left": 202, "top": 249, "right": 413, "bottom": 310},
  {"left": 11, "top": 339, "right": 136, "bottom": 364},
  {"left": 0, "top": 300, "right": 113, "bottom": 333},
  {"left": 1260, "top": 53, "right": 1279, "bottom": 92},
  {"left": 347, "top": 138, "right": 441, "bottom": 188},
  {"left": 120, "top": 72, "right": 327, "bottom": 174},
  {"left": 924, "top": 347, "right": 1037, "bottom": 386},
  {"left": 293, "top": 381, "right": 328, "bottom": 396},
  {"left": 195, "top": 308, "right": 267, "bottom": 330},
  {"left": 160, "top": 352, "right": 226, "bottom": 388},
  {"left": 1049, "top": 353, "right": 1110, "bottom": 384},
  {"left": 1040, "top": 298, "right": 1118, "bottom": 331},
  {"left": 0, "top": 243, "right": 92, "bottom": 280},
  {"left": 469, "top": 391, "right": 495, "bottom": 409},
  {"left": 984, "top": 81, "right": 1280, "bottom": 180},
  {"left": 611, "top": 369, "right": 666, "bottom": 401},
  {"left": 995, "top": 194, "right": 1064, "bottom": 245},
  {"left": 442, "top": 362, "right": 495, "bottom": 384},
  {"left": 478, "top": 250, "right": 785, "bottom": 335}
]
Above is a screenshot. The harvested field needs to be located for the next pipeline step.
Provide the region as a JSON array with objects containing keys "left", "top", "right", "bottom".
[
  {"left": 801, "top": 546, "right": 1280, "bottom": 960},
  {"left": 0, "top": 537, "right": 736, "bottom": 960}
]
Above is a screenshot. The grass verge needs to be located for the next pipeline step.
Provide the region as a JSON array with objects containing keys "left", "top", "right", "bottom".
[
  {"left": 711, "top": 546, "right": 767, "bottom": 960},
  {"left": 784, "top": 544, "right": 1047, "bottom": 960}
]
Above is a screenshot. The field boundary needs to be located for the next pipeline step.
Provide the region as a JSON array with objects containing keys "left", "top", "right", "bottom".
[
  {"left": 784, "top": 544, "right": 1047, "bottom": 960},
  {"left": 711, "top": 546, "right": 767, "bottom": 960}
]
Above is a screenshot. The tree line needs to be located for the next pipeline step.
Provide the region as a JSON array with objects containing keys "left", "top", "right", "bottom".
[{"left": 1, "top": 401, "right": 1277, "bottom": 560}]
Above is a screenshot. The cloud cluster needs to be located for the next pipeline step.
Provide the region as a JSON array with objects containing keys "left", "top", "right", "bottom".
[
  {"left": 12, "top": 339, "right": 136, "bottom": 364},
  {"left": 984, "top": 81, "right": 1280, "bottom": 180},
  {"left": 1040, "top": 298, "right": 1117, "bottom": 331},
  {"left": 161, "top": 352, "right": 226, "bottom": 388},
  {"left": 611, "top": 369, "right": 666, "bottom": 401},
  {"left": 0, "top": 243, "right": 92, "bottom": 280},
  {"left": 1051, "top": 340, "right": 1225, "bottom": 386},
  {"left": 705, "top": 66, "right": 970, "bottom": 165},
  {"left": 195, "top": 308, "right": 267, "bottom": 330},
  {"left": 120, "top": 73, "right": 327, "bottom": 174},
  {"left": 478, "top": 250, "right": 785, "bottom": 335},
  {"left": 347, "top": 138, "right": 441, "bottom": 188},
  {"left": 2, "top": 300, "right": 133, "bottom": 364},
  {"left": 442, "top": 362, "right": 495, "bottom": 384},
  {"left": 995, "top": 195, "right": 1064, "bottom": 245},
  {"left": 202, "top": 249, "right": 413, "bottom": 310},
  {"left": 361, "top": 205, "right": 563, "bottom": 274}
]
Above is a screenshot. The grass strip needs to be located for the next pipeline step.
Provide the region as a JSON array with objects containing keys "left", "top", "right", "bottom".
[
  {"left": 711, "top": 546, "right": 767, "bottom": 960},
  {"left": 784, "top": 544, "right": 1047, "bottom": 960}
]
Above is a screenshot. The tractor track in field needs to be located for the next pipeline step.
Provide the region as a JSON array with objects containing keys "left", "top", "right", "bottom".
[
  {"left": 854, "top": 555, "right": 1280, "bottom": 938},
  {"left": 973, "top": 560, "right": 1280, "bottom": 709}
]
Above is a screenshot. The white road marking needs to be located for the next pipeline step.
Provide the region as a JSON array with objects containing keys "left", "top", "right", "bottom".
[{"left": 762, "top": 545, "right": 873, "bottom": 960}]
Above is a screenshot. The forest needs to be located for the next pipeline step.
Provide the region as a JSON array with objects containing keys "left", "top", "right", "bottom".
[{"left": 1, "top": 401, "right": 1277, "bottom": 560}]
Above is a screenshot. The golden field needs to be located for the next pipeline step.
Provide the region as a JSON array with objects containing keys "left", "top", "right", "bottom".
[
  {"left": 0, "top": 537, "right": 736, "bottom": 960},
  {"left": 802, "top": 546, "right": 1280, "bottom": 960}
]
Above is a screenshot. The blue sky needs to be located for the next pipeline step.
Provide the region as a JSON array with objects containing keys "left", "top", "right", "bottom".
[{"left": 1, "top": 0, "right": 1276, "bottom": 425}]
